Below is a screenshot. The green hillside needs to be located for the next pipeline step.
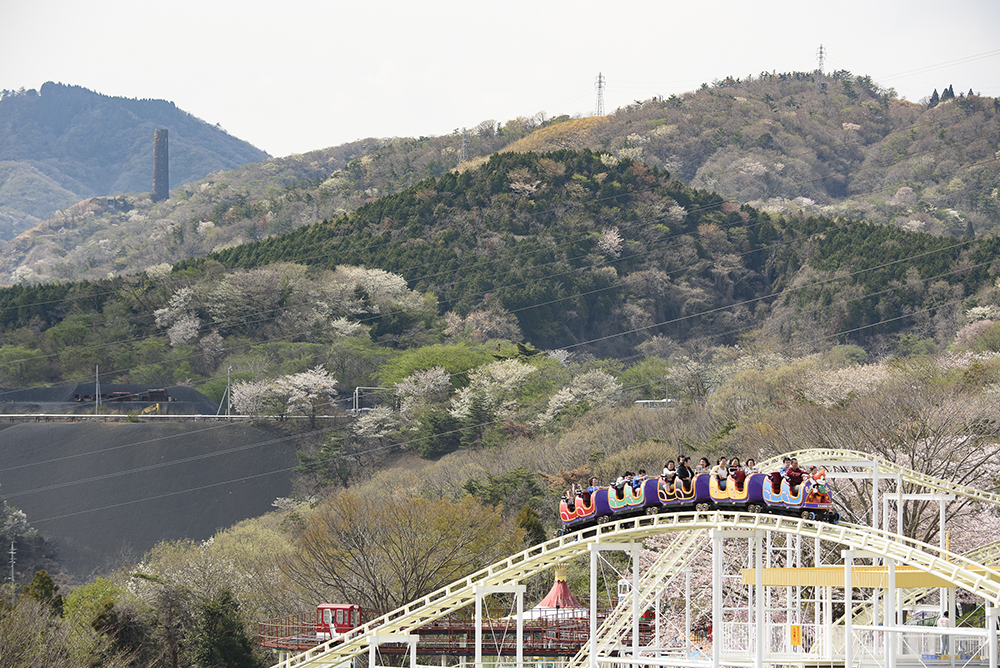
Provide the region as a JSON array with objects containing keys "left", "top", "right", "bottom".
[{"left": 0, "top": 148, "right": 993, "bottom": 396}]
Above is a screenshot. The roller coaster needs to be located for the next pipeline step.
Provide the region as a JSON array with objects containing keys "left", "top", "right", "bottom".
[{"left": 267, "top": 449, "right": 1000, "bottom": 668}]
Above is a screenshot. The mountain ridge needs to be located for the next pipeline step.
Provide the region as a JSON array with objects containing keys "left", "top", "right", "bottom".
[{"left": 0, "top": 81, "right": 270, "bottom": 238}]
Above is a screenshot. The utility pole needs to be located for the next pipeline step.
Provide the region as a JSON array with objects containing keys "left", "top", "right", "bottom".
[
  {"left": 816, "top": 44, "right": 826, "bottom": 74},
  {"left": 595, "top": 72, "right": 606, "bottom": 116},
  {"left": 9, "top": 540, "right": 14, "bottom": 599},
  {"left": 95, "top": 365, "right": 101, "bottom": 411},
  {"left": 460, "top": 128, "right": 468, "bottom": 163}
]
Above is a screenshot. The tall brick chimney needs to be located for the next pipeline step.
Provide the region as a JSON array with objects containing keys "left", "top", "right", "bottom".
[{"left": 152, "top": 129, "right": 169, "bottom": 202}]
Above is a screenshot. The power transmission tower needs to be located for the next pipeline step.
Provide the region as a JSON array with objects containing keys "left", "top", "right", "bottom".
[
  {"left": 595, "top": 72, "right": 606, "bottom": 116},
  {"left": 816, "top": 44, "right": 826, "bottom": 74}
]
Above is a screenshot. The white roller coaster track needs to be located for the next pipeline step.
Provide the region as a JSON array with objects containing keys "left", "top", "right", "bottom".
[
  {"left": 846, "top": 537, "right": 1000, "bottom": 626},
  {"left": 272, "top": 512, "right": 1000, "bottom": 668},
  {"left": 758, "top": 448, "right": 1000, "bottom": 506}
]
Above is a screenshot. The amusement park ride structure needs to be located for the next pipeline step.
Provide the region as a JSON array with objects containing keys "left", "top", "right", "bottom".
[{"left": 261, "top": 449, "right": 1000, "bottom": 668}]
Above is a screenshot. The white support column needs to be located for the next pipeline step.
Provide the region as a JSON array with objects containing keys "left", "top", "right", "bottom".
[
  {"left": 950, "top": 587, "right": 957, "bottom": 668},
  {"left": 986, "top": 603, "right": 998, "bottom": 668},
  {"left": 815, "top": 536, "right": 822, "bottom": 653},
  {"left": 844, "top": 550, "right": 854, "bottom": 668},
  {"left": 940, "top": 498, "right": 948, "bottom": 619},
  {"left": 755, "top": 530, "right": 764, "bottom": 668},
  {"left": 632, "top": 544, "right": 640, "bottom": 661},
  {"left": 476, "top": 590, "right": 483, "bottom": 668},
  {"left": 475, "top": 585, "right": 526, "bottom": 668},
  {"left": 887, "top": 558, "right": 896, "bottom": 668},
  {"left": 516, "top": 588, "right": 524, "bottom": 668},
  {"left": 655, "top": 587, "right": 661, "bottom": 654},
  {"left": 590, "top": 545, "right": 598, "bottom": 668},
  {"left": 794, "top": 534, "right": 802, "bottom": 624},
  {"left": 712, "top": 529, "right": 723, "bottom": 668},
  {"left": 872, "top": 461, "right": 880, "bottom": 531},
  {"left": 685, "top": 568, "right": 692, "bottom": 658}
]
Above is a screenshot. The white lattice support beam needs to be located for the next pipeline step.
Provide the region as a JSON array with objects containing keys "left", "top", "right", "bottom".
[{"left": 566, "top": 531, "right": 703, "bottom": 668}]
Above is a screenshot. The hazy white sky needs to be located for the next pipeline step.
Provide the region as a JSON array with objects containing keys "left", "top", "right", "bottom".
[{"left": 3, "top": 0, "right": 999, "bottom": 158}]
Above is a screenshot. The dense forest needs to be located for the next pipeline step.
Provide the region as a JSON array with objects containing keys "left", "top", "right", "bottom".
[{"left": 0, "top": 149, "right": 994, "bottom": 400}]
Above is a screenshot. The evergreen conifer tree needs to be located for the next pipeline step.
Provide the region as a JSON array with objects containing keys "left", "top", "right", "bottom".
[{"left": 929, "top": 89, "right": 939, "bottom": 107}]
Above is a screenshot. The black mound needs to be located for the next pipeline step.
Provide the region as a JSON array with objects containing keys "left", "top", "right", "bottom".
[
  {"left": 0, "top": 384, "right": 219, "bottom": 414},
  {"left": 0, "top": 421, "right": 298, "bottom": 580}
]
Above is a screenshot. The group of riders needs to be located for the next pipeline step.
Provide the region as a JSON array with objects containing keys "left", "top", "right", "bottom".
[{"left": 568, "top": 455, "right": 828, "bottom": 505}]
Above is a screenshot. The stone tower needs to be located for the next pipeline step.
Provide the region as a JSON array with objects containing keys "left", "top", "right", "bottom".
[{"left": 152, "top": 129, "right": 169, "bottom": 202}]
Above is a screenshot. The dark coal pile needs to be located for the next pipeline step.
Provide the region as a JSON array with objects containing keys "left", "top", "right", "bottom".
[
  {"left": 0, "top": 421, "right": 299, "bottom": 580},
  {"left": 0, "top": 384, "right": 220, "bottom": 414}
]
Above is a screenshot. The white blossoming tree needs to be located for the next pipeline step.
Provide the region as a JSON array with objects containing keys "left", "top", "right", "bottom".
[
  {"left": 597, "top": 226, "right": 624, "bottom": 258},
  {"left": 395, "top": 366, "right": 451, "bottom": 420},
  {"left": 535, "top": 370, "right": 624, "bottom": 426},
  {"left": 230, "top": 379, "right": 277, "bottom": 418},
  {"left": 449, "top": 359, "right": 537, "bottom": 446},
  {"left": 154, "top": 287, "right": 202, "bottom": 346},
  {"left": 274, "top": 365, "right": 339, "bottom": 429}
]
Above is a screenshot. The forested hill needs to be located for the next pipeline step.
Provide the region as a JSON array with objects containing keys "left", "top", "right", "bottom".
[
  {"left": 0, "top": 82, "right": 269, "bottom": 238},
  {"left": 179, "top": 149, "right": 999, "bottom": 356},
  {"left": 0, "top": 148, "right": 994, "bottom": 403},
  {"left": 2, "top": 71, "right": 998, "bottom": 286}
]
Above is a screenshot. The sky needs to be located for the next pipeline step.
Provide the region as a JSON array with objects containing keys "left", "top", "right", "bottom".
[{"left": 3, "top": 0, "right": 999, "bottom": 158}]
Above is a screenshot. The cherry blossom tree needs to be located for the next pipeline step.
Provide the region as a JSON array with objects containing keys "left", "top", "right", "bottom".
[
  {"left": 598, "top": 226, "right": 624, "bottom": 258},
  {"left": 230, "top": 379, "right": 277, "bottom": 418},
  {"left": 395, "top": 366, "right": 451, "bottom": 420},
  {"left": 154, "top": 287, "right": 202, "bottom": 346},
  {"left": 275, "top": 365, "right": 339, "bottom": 429},
  {"left": 535, "top": 370, "right": 624, "bottom": 426},
  {"left": 449, "top": 359, "right": 537, "bottom": 423}
]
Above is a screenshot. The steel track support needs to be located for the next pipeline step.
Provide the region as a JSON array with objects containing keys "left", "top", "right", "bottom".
[
  {"left": 712, "top": 529, "right": 722, "bottom": 668},
  {"left": 589, "top": 542, "right": 639, "bottom": 668},
  {"left": 754, "top": 530, "right": 764, "bottom": 668},
  {"left": 987, "top": 603, "right": 998, "bottom": 668},
  {"left": 369, "top": 634, "right": 418, "bottom": 668},
  {"left": 844, "top": 550, "right": 855, "bottom": 668},
  {"left": 474, "top": 585, "right": 525, "bottom": 668}
]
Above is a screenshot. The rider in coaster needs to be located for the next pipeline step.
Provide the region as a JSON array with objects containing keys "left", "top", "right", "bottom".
[
  {"left": 675, "top": 457, "right": 693, "bottom": 493},
  {"left": 729, "top": 457, "right": 746, "bottom": 491},
  {"left": 711, "top": 457, "right": 728, "bottom": 491},
  {"left": 771, "top": 457, "right": 791, "bottom": 493},
  {"left": 785, "top": 458, "right": 805, "bottom": 495},
  {"left": 662, "top": 461, "right": 677, "bottom": 493}
]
